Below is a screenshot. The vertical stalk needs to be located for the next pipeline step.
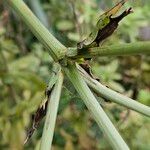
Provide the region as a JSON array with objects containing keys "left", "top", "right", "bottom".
[
  {"left": 40, "top": 71, "right": 64, "bottom": 150},
  {"left": 64, "top": 63, "right": 129, "bottom": 150}
]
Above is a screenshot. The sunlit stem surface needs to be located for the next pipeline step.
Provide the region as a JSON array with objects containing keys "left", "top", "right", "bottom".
[
  {"left": 40, "top": 71, "right": 64, "bottom": 150},
  {"left": 64, "top": 63, "right": 129, "bottom": 150}
]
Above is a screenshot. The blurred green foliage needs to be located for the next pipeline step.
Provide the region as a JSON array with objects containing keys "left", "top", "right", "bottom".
[{"left": 0, "top": 0, "right": 150, "bottom": 149}]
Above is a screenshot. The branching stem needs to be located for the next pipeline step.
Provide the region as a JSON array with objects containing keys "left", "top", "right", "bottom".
[
  {"left": 67, "top": 42, "right": 150, "bottom": 58},
  {"left": 77, "top": 65, "right": 150, "bottom": 117},
  {"left": 64, "top": 63, "right": 129, "bottom": 150}
]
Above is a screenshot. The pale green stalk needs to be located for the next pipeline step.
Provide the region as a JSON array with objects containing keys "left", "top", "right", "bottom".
[
  {"left": 47, "top": 63, "right": 61, "bottom": 91},
  {"left": 6, "top": 0, "right": 66, "bottom": 61},
  {"left": 27, "top": 0, "right": 49, "bottom": 28},
  {"left": 67, "top": 42, "right": 150, "bottom": 58},
  {"left": 40, "top": 71, "right": 64, "bottom": 150},
  {"left": 64, "top": 63, "right": 129, "bottom": 150},
  {"left": 77, "top": 65, "right": 150, "bottom": 117}
]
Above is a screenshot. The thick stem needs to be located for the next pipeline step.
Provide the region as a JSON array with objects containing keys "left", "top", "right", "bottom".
[
  {"left": 64, "top": 63, "right": 129, "bottom": 150},
  {"left": 77, "top": 65, "right": 150, "bottom": 117},
  {"left": 40, "top": 71, "right": 64, "bottom": 150},
  {"left": 6, "top": 0, "right": 66, "bottom": 61},
  {"left": 27, "top": 0, "right": 49, "bottom": 28},
  {"left": 67, "top": 42, "right": 150, "bottom": 58}
]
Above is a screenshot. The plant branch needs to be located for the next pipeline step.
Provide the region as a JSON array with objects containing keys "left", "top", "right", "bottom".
[
  {"left": 77, "top": 65, "right": 150, "bottom": 117},
  {"left": 27, "top": 0, "right": 49, "bottom": 28},
  {"left": 69, "top": 0, "right": 82, "bottom": 40},
  {"left": 67, "top": 42, "right": 150, "bottom": 58},
  {"left": 64, "top": 63, "right": 129, "bottom": 150},
  {"left": 40, "top": 70, "right": 64, "bottom": 150},
  {"left": 6, "top": 0, "right": 66, "bottom": 61}
]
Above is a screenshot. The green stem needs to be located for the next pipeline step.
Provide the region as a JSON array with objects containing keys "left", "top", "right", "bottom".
[
  {"left": 64, "top": 63, "right": 129, "bottom": 150},
  {"left": 67, "top": 42, "right": 150, "bottom": 58},
  {"left": 27, "top": 0, "right": 49, "bottom": 28},
  {"left": 6, "top": 0, "right": 66, "bottom": 61},
  {"left": 77, "top": 65, "right": 150, "bottom": 117},
  {"left": 40, "top": 71, "right": 64, "bottom": 150}
]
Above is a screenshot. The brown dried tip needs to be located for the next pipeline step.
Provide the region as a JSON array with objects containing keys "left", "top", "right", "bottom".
[
  {"left": 126, "top": 7, "right": 134, "bottom": 14},
  {"left": 24, "top": 100, "right": 48, "bottom": 145},
  {"left": 24, "top": 128, "right": 35, "bottom": 145},
  {"left": 113, "top": 7, "right": 133, "bottom": 22}
]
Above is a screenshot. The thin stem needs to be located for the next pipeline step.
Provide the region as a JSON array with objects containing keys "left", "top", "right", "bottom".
[
  {"left": 69, "top": 0, "right": 82, "bottom": 40},
  {"left": 64, "top": 63, "right": 129, "bottom": 150},
  {"left": 40, "top": 71, "right": 64, "bottom": 150},
  {"left": 67, "top": 42, "right": 150, "bottom": 58},
  {"left": 77, "top": 65, "right": 150, "bottom": 117},
  {"left": 6, "top": 0, "right": 66, "bottom": 61}
]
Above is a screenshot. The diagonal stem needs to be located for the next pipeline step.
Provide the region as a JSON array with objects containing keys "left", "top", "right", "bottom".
[
  {"left": 6, "top": 0, "right": 66, "bottom": 61},
  {"left": 64, "top": 63, "right": 129, "bottom": 150},
  {"left": 77, "top": 65, "right": 150, "bottom": 117},
  {"left": 27, "top": 0, "right": 49, "bottom": 28}
]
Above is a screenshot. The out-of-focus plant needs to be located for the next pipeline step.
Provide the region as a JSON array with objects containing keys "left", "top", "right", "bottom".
[{"left": 0, "top": 0, "right": 150, "bottom": 150}]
